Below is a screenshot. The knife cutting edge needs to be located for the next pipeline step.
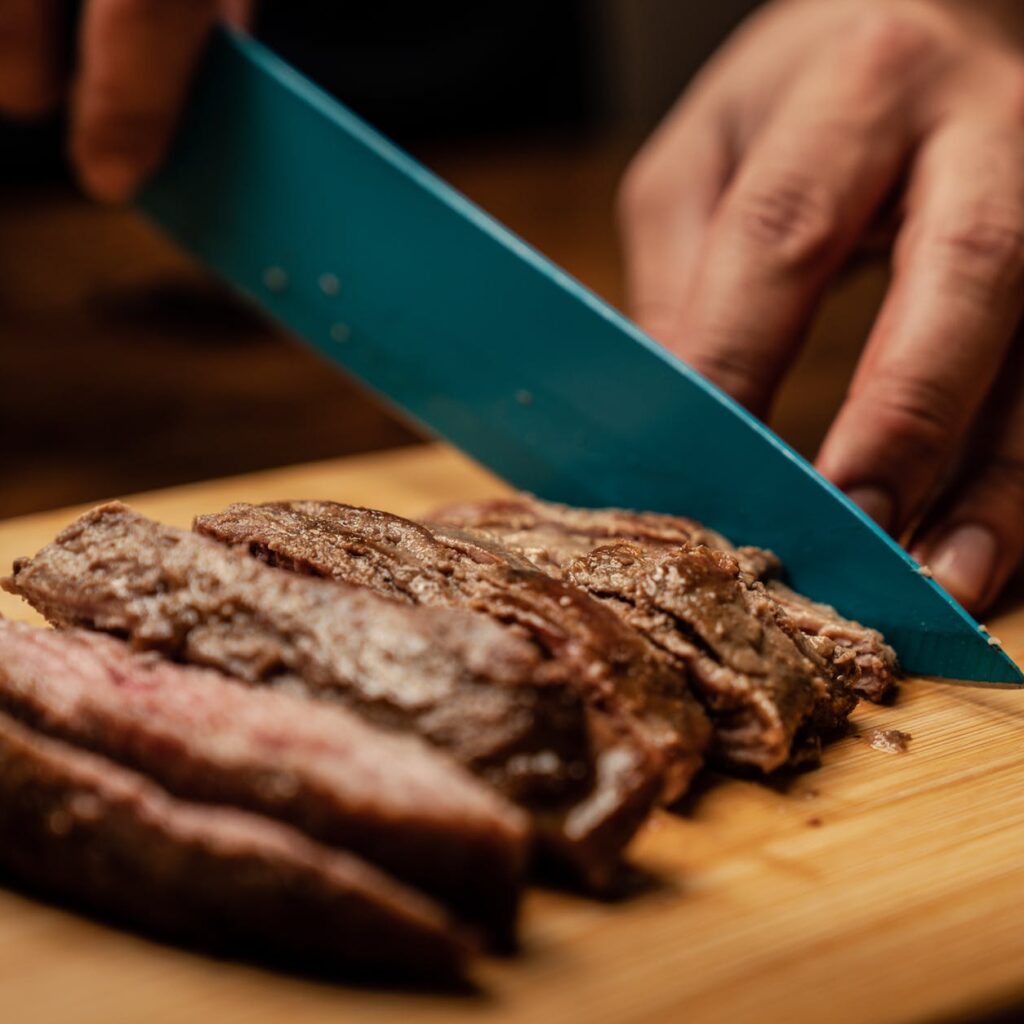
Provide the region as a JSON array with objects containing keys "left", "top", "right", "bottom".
[{"left": 138, "top": 28, "right": 1022, "bottom": 685}]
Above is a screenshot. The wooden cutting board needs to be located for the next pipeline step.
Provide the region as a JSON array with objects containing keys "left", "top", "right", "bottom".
[{"left": 2, "top": 443, "right": 1023, "bottom": 1024}]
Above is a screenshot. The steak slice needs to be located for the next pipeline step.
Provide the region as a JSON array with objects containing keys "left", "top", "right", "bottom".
[
  {"left": 194, "top": 499, "right": 710, "bottom": 805},
  {"left": 0, "top": 709, "right": 467, "bottom": 978},
  {"left": 434, "top": 495, "right": 781, "bottom": 580},
  {"left": 431, "top": 499, "right": 863, "bottom": 770},
  {"left": 558, "top": 543, "right": 856, "bottom": 770},
  {"left": 763, "top": 582, "right": 898, "bottom": 703},
  {"left": 4, "top": 504, "right": 655, "bottom": 891},
  {"left": 434, "top": 495, "right": 898, "bottom": 702},
  {"left": 0, "top": 618, "right": 527, "bottom": 942}
]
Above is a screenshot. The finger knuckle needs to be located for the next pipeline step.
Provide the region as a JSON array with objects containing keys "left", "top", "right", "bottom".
[
  {"left": 732, "top": 172, "right": 839, "bottom": 270},
  {"left": 935, "top": 213, "right": 1024, "bottom": 297},
  {"left": 864, "top": 373, "right": 964, "bottom": 462},
  {"left": 685, "top": 342, "right": 771, "bottom": 410}
]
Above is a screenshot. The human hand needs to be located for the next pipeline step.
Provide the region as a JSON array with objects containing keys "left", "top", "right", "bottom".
[
  {"left": 619, "top": 0, "right": 1024, "bottom": 612},
  {"left": 0, "top": 0, "right": 251, "bottom": 202}
]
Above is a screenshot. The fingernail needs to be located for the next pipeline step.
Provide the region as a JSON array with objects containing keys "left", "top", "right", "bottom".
[
  {"left": 846, "top": 486, "right": 895, "bottom": 532},
  {"left": 930, "top": 523, "right": 997, "bottom": 608},
  {"left": 77, "top": 156, "right": 142, "bottom": 205}
]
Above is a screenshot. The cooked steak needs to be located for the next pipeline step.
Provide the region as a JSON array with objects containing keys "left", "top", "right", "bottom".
[
  {"left": 194, "top": 499, "right": 710, "bottom": 803},
  {"left": 433, "top": 495, "right": 898, "bottom": 703},
  {"left": 0, "top": 709, "right": 467, "bottom": 977},
  {"left": 430, "top": 498, "right": 868, "bottom": 770},
  {"left": 434, "top": 495, "right": 781, "bottom": 580},
  {"left": 0, "top": 618, "right": 527, "bottom": 941},
  {"left": 4, "top": 504, "right": 659, "bottom": 890},
  {"left": 4, "top": 504, "right": 583, "bottom": 794},
  {"left": 557, "top": 542, "right": 856, "bottom": 769},
  {"left": 762, "top": 582, "right": 898, "bottom": 703}
]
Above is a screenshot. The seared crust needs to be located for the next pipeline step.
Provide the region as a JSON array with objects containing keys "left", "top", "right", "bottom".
[
  {"left": 434, "top": 495, "right": 897, "bottom": 703},
  {"left": 559, "top": 542, "right": 856, "bottom": 770},
  {"left": 0, "top": 618, "right": 528, "bottom": 941},
  {"left": 7, "top": 503, "right": 662, "bottom": 891},
  {"left": 196, "top": 500, "right": 713, "bottom": 887},
  {"left": 433, "top": 495, "right": 887, "bottom": 768}
]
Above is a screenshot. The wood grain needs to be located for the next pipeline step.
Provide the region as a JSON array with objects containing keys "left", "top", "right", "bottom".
[{"left": 1, "top": 442, "right": 1023, "bottom": 1024}]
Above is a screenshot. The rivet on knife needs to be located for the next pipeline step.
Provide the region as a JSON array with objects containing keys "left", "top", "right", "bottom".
[
  {"left": 330, "top": 322, "right": 352, "bottom": 344},
  {"left": 262, "top": 266, "right": 289, "bottom": 292},
  {"left": 319, "top": 273, "right": 341, "bottom": 296}
]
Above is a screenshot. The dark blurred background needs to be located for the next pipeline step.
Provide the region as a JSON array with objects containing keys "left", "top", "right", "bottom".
[{"left": 0, "top": 0, "right": 885, "bottom": 520}]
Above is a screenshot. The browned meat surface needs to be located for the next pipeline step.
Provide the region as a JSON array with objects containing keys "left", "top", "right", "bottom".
[
  {"left": 4, "top": 504, "right": 582, "bottom": 795},
  {"left": 5, "top": 504, "right": 658, "bottom": 890},
  {"left": 0, "top": 709, "right": 467, "bottom": 977},
  {"left": 434, "top": 495, "right": 781, "bottom": 580},
  {"left": 195, "top": 500, "right": 710, "bottom": 806},
  {"left": 434, "top": 495, "right": 898, "bottom": 704},
  {"left": 0, "top": 618, "right": 527, "bottom": 941},
  {"left": 557, "top": 543, "right": 856, "bottom": 770},
  {"left": 431, "top": 498, "right": 870, "bottom": 770},
  {"left": 765, "top": 583, "right": 898, "bottom": 702}
]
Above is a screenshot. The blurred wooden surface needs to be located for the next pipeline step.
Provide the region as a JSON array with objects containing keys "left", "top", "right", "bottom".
[
  {"left": 0, "top": 138, "right": 882, "bottom": 519},
  {"left": 1, "top": 443, "right": 1023, "bottom": 1024}
]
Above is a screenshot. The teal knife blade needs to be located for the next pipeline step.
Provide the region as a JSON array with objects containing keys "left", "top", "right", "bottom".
[{"left": 139, "top": 28, "right": 1021, "bottom": 684}]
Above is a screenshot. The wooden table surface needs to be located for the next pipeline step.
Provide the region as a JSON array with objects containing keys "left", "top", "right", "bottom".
[{"left": 1, "top": 443, "right": 1024, "bottom": 1024}]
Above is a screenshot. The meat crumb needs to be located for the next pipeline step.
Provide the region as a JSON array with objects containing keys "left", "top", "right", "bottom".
[
  {"left": 867, "top": 728, "right": 911, "bottom": 754},
  {"left": 806, "top": 817, "right": 823, "bottom": 828}
]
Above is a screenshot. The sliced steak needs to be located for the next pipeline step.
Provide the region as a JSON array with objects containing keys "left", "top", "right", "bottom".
[
  {"left": 434, "top": 495, "right": 897, "bottom": 702},
  {"left": 0, "top": 618, "right": 527, "bottom": 941},
  {"left": 431, "top": 499, "right": 865, "bottom": 770},
  {"left": 434, "top": 495, "right": 781, "bottom": 579},
  {"left": 0, "top": 709, "right": 467, "bottom": 977},
  {"left": 4, "top": 504, "right": 656, "bottom": 890},
  {"left": 558, "top": 543, "right": 856, "bottom": 770},
  {"left": 194, "top": 499, "right": 710, "bottom": 805},
  {"left": 763, "top": 582, "right": 898, "bottom": 703}
]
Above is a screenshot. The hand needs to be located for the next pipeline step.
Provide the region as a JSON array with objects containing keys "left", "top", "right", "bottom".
[
  {"left": 619, "top": 0, "right": 1024, "bottom": 613},
  {"left": 0, "top": 0, "right": 251, "bottom": 202}
]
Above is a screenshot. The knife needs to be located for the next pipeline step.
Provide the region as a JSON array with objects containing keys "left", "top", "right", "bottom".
[{"left": 138, "top": 28, "right": 1022, "bottom": 684}]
